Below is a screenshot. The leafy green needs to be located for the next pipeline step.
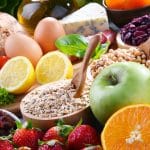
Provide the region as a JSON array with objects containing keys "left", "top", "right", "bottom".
[
  {"left": 56, "top": 119, "right": 74, "bottom": 137},
  {"left": 92, "top": 41, "right": 110, "bottom": 59},
  {"left": 0, "top": 0, "right": 22, "bottom": 17},
  {"left": 55, "top": 34, "right": 88, "bottom": 58},
  {"left": 0, "top": 88, "right": 15, "bottom": 106},
  {"left": 55, "top": 34, "right": 110, "bottom": 59}
]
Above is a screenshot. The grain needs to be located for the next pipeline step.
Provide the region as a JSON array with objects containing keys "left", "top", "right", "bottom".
[
  {"left": 21, "top": 79, "right": 90, "bottom": 118},
  {"left": 89, "top": 47, "right": 148, "bottom": 79}
]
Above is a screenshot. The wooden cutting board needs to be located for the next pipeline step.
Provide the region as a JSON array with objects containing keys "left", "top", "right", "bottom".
[{"left": 0, "top": 63, "right": 82, "bottom": 115}]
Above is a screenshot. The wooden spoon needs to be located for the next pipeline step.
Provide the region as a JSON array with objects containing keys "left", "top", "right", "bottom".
[
  {"left": 138, "top": 38, "right": 150, "bottom": 59},
  {"left": 72, "top": 35, "right": 100, "bottom": 98}
]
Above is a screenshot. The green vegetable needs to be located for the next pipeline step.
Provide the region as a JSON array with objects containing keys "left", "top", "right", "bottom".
[
  {"left": 0, "top": 88, "right": 15, "bottom": 106},
  {"left": 0, "top": 0, "right": 22, "bottom": 17},
  {"left": 92, "top": 41, "right": 110, "bottom": 59},
  {"left": 55, "top": 34, "right": 88, "bottom": 58},
  {"left": 55, "top": 34, "right": 110, "bottom": 59}
]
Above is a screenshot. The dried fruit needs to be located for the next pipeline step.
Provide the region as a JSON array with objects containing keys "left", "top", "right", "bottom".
[{"left": 120, "top": 14, "right": 150, "bottom": 46}]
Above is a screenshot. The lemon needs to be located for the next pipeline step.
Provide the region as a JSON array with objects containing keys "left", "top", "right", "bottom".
[
  {"left": 0, "top": 56, "right": 35, "bottom": 94},
  {"left": 35, "top": 51, "right": 73, "bottom": 84}
]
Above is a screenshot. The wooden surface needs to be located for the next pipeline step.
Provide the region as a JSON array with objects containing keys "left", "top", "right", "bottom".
[{"left": 0, "top": 62, "right": 82, "bottom": 115}]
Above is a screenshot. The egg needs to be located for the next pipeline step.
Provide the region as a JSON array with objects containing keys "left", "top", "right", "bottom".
[
  {"left": 34, "top": 17, "right": 66, "bottom": 53},
  {"left": 5, "top": 33, "right": 43, "bottom": 66}
]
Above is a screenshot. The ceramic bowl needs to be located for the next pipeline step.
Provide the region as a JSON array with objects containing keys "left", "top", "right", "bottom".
[
  {"left": 0, "top": 109, "right": 20, "bottom": 135},
  {"left": 102, "top": 0, "right": 150, "bottom": 27}
]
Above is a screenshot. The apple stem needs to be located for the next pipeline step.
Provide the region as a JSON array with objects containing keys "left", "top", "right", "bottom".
[{"left": 109, "top": 75, "right": 118, "bottom": 85}]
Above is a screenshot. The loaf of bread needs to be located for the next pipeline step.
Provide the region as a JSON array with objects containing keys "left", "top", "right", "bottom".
[{"left": 0, "top": 12, "right": 26, "bottom": 55}]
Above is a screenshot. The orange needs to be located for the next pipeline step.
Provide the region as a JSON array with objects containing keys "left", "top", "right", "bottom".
[
  {"left": 105, "top": 0, "right": 150, "bottom": 10},
  {"left": 101, "top": 104, "right": 150, "bottom": 150}
]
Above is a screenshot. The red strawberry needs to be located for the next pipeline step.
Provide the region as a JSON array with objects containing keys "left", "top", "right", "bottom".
[
  {"left": 81, "top": 145, "right": 103, "bottom": 150},
  {"left": 43, "top": 120, "right": 73, "bottom": 144},
  {"left": 18, "top": 146, "right": 31, "bottom": 150},
  {"left": 0, "top": 139, "right": 14, "bottom": 150},
  {"left": 38, "top": 140, "right": 64, "bottom": 150},
  {"left": 67, "top": 125, "right": 100, "bottom": 150},
  {"left": 13, "top": 121, "right": 43, "bottom": 149}
]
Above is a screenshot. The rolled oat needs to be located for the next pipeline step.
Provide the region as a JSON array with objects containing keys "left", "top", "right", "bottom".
[{"left": 21, "top": 79, "right": 90, "bottom": 119}]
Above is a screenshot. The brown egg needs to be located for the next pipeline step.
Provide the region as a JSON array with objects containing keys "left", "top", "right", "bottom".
[
  {"left": 34, "top": 17, "right": 66, "bottom": 53},
  {"left": 5, "top": 33, "right": 43, "bottom": 66}
]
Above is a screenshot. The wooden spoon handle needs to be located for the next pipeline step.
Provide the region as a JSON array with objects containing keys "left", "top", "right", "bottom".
[
  {"left": 73, "top": 35, "right": 100, "bottom": 98},
  {"left": 82, "top": 35, "right": 100, "bottom": 73}
]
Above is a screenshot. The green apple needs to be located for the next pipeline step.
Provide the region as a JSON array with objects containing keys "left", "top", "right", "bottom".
[{"left": 90, "top": 62, "right": 150, "bottom": 125}]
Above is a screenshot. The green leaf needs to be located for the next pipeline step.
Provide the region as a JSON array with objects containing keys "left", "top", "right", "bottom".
[
  {"left": 23, "top": 120, "right": 32, "bottom": 129},
  {"left": 0, "top": 0, "right": 22, "bottom": 17},
  {"left": 16, "top": 121, "right": 22, "bottom": 129},
  {"left": 60, "top": 125, "right": 74, "bottom": 137},
  {"left": 0, "top": 88, "right": 15, "bottom": 106},
  {"left": 57, "top": 119, "right": 65, "bottom": 126},
  {"left": 92, "top": 41, "right": 110, "bottom": 59},
  {"left": 0, "top": 0, "right": 7, "bottom": 9},
  {"left": 55, "top": 34, "right": 88, "bottom": 58}
]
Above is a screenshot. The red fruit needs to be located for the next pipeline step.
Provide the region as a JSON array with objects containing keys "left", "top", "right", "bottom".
[
  {"left": 43, "top": 124, "right": 73, "bottom": 144},
  {"left": 0, "top": 56, "right": 9, "bottom": 69},
  {"left": 43, "top": 127, "right": 65, "bottom": 143},
  {"left": 81, "top": 145, "right": 103, "bottom": 150},
  {"left": 0, "top": 139, "right": 14, "bottom": 150},
  {"left": 67, "top": 125, "right": 100, "bottom": 150},
  {"left": 102, "top": 29, "right": 116, "bottom": 44},
  {"left": 13, "top": 128, "right": 41, "bottom": 149},
  {"left": 38, "top": 140, "right": 64, "bottom": 150}
]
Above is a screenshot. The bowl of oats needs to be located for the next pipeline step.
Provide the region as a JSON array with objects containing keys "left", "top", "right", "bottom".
[{"left": 20, "top": 79, "right": 94, "bottom": 129}]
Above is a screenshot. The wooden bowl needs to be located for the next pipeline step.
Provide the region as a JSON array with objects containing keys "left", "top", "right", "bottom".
[
  {"left": 102, "top": 0, "right": 150, "bottom": 27},
  {"left": 116, "top": 33, "right": 136, "bottom": 49},
  {"left": 20, "top": 80, "right": 96, "bottom": 130},
  {"left": 21, "top": 104, "right": 95, "bottom": 130}
]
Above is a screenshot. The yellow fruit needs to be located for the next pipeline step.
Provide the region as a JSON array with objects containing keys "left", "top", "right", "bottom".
[
  {"left": 35, "top": 51, "right": 73, "bottom": 84},
  {"left": 0, "top": 56, "right": 35, "bottom": 94}
]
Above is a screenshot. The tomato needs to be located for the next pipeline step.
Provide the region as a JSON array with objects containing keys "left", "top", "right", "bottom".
[{"left": 0, "top": 56, "right": 9, "bottom": 68}]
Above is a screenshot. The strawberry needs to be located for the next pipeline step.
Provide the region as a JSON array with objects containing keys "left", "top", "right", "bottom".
[
  {"left": 43, "top": 120, "right": 73, "bottom": 144},
  {"left": 38, "top": 140, "right": 64, "bottom": 150},
  {"left": 13, "top": 121, "right": 43, "bottom": 149},
  {"left": 81, "top": 145, "right": 103, "bottom": 150},
  {"left": 67, "top": 125, "right": 100, "bottom": 150},
  {"left": 0, "top": 139, "right": 14, "bottom": 150},
  {"left": 18, "top": 146, "right": 32, "bottom": 150}
]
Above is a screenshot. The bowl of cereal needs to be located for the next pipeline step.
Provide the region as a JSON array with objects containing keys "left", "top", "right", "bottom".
[{"left": 20, "top": 79, "right": 94, "bottom": 130}]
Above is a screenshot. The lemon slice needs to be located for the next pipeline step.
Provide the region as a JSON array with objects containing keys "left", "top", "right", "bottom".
[
  {"left": 0, "top": 56, "right": 35, "bottom": 94},
  {"left": 35, "top": 51, "right": 73, "bottom": 84}
]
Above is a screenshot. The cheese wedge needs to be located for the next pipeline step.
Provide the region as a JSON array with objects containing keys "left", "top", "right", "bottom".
[{"left": 60, "top": 3, "right": 109, "bottom": 36}]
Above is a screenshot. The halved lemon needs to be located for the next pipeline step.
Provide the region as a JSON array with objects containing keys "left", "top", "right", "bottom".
[
  {"left": 0, "top": 56, "right": 35, "bottom": 94},
  {"left": 35, "top": 51, "right": 73, "bottom": 84}
]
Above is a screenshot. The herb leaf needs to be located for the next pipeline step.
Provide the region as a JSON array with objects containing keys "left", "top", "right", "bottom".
[
  {"left": 0, "top": 88, "right": 15, "bottom": 106},
  {"left": 55, "top": 34, "right": 88, "bottom": 58},
  {"left": 92, "top": 41, "right": 110, "bottom": 59},
  {"left": 55, "top": 34, "right": 110, "bottom": 60}
]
